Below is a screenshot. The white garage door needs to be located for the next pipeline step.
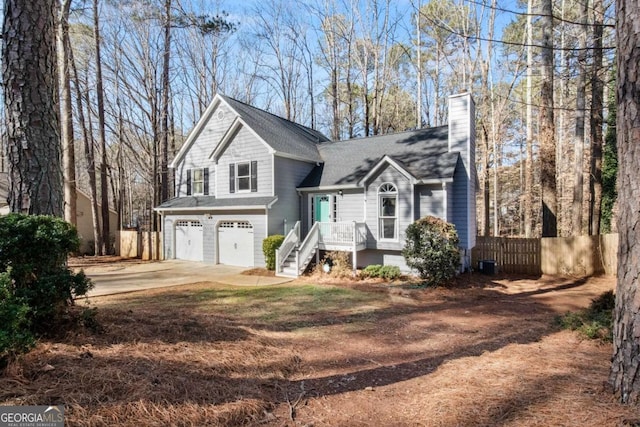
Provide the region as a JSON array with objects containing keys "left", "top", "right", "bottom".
[
  {"left": 175, "top": 220, "right": 204, "bottom": 261},
  {"left": 218, "top": 221, "right": 254, "bottom": 267}
]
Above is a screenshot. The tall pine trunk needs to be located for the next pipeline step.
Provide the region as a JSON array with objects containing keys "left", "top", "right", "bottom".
[
  {"left": 539, "top": 0, "right": 557, "bottom": 237},
  {"left": 59, "top": 0, "right": 76, "bottom": 225},
  {"left": 2, "top": 0, "right": 63, "bottom": 216},
  {"left": 93, "top": 0, "right": 110, "bottom": 254},
  {"left": 609, "top": 0, "right": 640, "bottom": 403},
  {"left": 589, "top": 0, "right": 604, "bottom": 235}
]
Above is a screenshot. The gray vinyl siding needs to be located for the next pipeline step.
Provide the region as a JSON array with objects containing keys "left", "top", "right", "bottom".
[
  {"left": 415, "top": 184, "right": 445, "bottom": 219},
  {"left": 451, "top": 158, "right": 469, "bottom": 249},
  {"left": 163, "top": 211, "right": 266, "bottom": 267},
  {"left": 336, "top": 189, "right": 364, "bottom": 222},
  {"left": 174, "top": 102, "right": 234, "bottom": 197},
  {"left": 365, "top": 165, "right": 412, "bottom": 251},
  {"left": 163, "top": 215, "right": 174, "bottom": 259},
  {"left": 448, "top": 94, "right": 476, "bottom": 250},
  {"left": 356, "top": 249, "right": 411, "bottom": 273},
  {"left": 216, "top": 126, "right": 272, "bottom": 198},
  {"left": 268, "top": 156, "right": 315, "bottom": 236}
]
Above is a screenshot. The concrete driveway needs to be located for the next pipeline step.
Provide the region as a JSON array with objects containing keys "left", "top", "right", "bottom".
[{"left": 79, "top": 260, "right": 293, "bottom": 297}]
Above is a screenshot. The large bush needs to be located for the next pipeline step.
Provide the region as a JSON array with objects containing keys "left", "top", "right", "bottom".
[
  {"left": 0, "top": 214, "right": 93, "bottom": 333},
  {"left": 0, "top": 272, "right": 35, "bottom": 364},
  {"left": 262, "top": 234, "right": 285, "bottom": 270},
  {"left": 401, "top": 216, "right": 460, "bottom": 286}
]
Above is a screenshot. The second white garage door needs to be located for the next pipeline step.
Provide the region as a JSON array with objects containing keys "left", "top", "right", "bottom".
[{"left": 218, "top": 221, "right": 255, "bottom": 267}]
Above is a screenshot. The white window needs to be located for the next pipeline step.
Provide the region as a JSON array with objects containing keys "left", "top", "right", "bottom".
[
  {"left": 192, "top": 168, "right": 204, "bottom": 195},
  {"left": 230, "top": 161, "right": 257, "bottom": 193},
  {"left": 236, "top": 162, "right": 251, "bottom": 191},
  {"left": 378, "top": 183, "right": 398, "bottom": 240}
]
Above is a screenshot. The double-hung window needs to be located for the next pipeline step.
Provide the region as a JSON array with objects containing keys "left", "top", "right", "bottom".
[
  {"left": 378, "top": 183, "right": 398, "bottom": 240},
  {"left": 229, "top": 161, "right": 257, "bottom": 193},
  {"left": 186, "top": 167, "right": 208, "bottom": 196}
]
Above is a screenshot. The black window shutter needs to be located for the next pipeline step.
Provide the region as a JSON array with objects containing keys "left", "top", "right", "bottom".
[
  {"left": 203, "top": 167, "right": 209, "bottom": 195},
  {"left": 229, "top": 163, "right": 235, "bottom": 193},
  {"left": 250, "top": 161, "right": 258, "bottom": 192},
  {"left": 186, "top": 169, "right": 192, "bottom": 196}
]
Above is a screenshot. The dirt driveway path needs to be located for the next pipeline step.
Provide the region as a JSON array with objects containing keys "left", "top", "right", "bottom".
[{"left": 71, "top": 258, "right": 292, "bottom": 296}]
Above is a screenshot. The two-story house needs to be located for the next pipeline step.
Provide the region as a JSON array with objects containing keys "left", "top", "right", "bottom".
[{"left": 155, "top": 93, "right": 476, "bottom": 277}]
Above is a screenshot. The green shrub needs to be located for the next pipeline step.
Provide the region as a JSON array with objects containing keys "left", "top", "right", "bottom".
[
  {"left": 0, "top": 271, "right": 35, "bottom": 365},
  {"left": 361, "top": 264, "right": 383, "bottom": 278},
  {"left": 0, "top": 214, "right": 93, "bottom": 333},
  {"left": 360, "top": 264, "right": 401, "bottom": 280},
  {"left": 557, "top": 290, "right": 614, "bottom": 342},
  {"left": 380, "top": 265, "right": 401, "bottom": 280},
  {"left": 401, "top": 216, "right": 460, "bottom": 287},
  {"left": 262, "top": 234, "right": 285, "bottom": 270}
]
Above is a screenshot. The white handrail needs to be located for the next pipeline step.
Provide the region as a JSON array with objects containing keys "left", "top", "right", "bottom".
[
  {"left": 276, "top": 221, "right": 300, "bottom": 273},
  {"left": 297, "top": 222, "right": 320, "bottom": 274}
]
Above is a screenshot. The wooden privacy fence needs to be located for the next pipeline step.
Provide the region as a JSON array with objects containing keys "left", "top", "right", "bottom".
[
  {"left": 472, "top": 234, "right": 618, "bottom": 276},
  {"left": 116, "top": 230, "right": 163, "bottom": 261}
]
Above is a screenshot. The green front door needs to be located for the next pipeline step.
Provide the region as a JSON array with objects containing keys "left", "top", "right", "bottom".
[{"left": 314, "top": 195, "right": 330, "bottom": 223}]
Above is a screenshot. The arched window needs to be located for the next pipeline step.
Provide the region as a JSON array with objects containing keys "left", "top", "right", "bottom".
[{"left": 378, "top": 183, "right": 398, "bottom": 240}]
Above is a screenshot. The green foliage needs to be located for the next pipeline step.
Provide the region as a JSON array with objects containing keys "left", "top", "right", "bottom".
[
  {"left": 0, "top": 214, "right": 93, "bottom": 333},
  {"left": 601, "top": 74, "right": 617, "bottom": 234},
  {"left": 262, "top": 235, "right": 285, "bottom": 270},
  {"left": 402, "top": 216, "right": 460, "bottom": 287},
  {"left": 0, "top": 272, "right": 35, "bottom": 364},
  {"left": 557, "top": 290, "right": 614, "bottom": 342},
  {"left": 360, "top": 264, "right": 401, "bottom": 280}
]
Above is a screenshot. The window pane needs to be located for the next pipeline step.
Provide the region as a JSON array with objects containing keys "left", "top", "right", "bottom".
[
  {"left": 380, "top": 218, "right": 396, "bottom": 239},
  {"left": 380, "top": 196, "right": 396, "bottom": 217},
  {"left": 237, "top": 163, "right": 250, "bottom": 177},
  {"left": 193, "top": 169, "right": 203, "bottom": 181},
  {"left": 238, "top": 177, "right": 250, "bottom": 191},
  {"left": 193, "top": 182, "right": 203, "bottom": 194}
]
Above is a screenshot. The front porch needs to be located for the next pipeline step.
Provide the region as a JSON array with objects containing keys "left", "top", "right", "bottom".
[{"left": 276, "top": 221, "right": 367, "bottom": 277}]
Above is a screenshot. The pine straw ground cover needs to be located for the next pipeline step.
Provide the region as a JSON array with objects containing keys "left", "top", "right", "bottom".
[{"left": 1, "top": 272, "right": 640, "bottom": 426}]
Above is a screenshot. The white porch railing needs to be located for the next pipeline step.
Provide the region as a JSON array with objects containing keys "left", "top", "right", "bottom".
[
  {"left": 275, "top": 221, "right": 300, "bottom": 274},
  {"left": 276, "top": 221, "right": 367, "bottom": 277}
]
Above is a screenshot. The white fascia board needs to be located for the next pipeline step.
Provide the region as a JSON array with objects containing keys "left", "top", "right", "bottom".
[
  {"left": 170, "top": 96, "right": 222, "bottom": 168},
  {"left": 209, "top": 116, "right": 243, "bottom": 162}
]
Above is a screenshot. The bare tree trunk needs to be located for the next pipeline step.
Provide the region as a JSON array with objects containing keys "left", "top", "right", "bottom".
[
  {"left": 539, "top": 0, "right": 557, "bottom": 237},
  {"left": 69, "top": 43, "right": 101, "bottom": 254},
  {"left": 571, "top": 0, "right": 589, "bottom": 236},
  {"left": 2, "top": 0, "right": 63, "bottom": 216},
  {"left": 160, "top": 0, "right": 172, "bottom": 204},
  {"left": 524, "top": 0, "right": 534, "bottom": 237},
  {"left": 589, "top": 0, "right": 604, "bottom": 235},
  {"left": 93, "top": 0, "right": 110, "bottom": 254},
  {"left": 58, "top": 0, "right": 76, "bottom": 225},
  {"left": 609, "top": 0, "right": 640, "bottom": 403}
]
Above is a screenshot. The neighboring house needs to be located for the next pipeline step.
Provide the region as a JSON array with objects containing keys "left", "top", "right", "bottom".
[
  {"left": 0, "top": 173, "right": 118, "bottom": 254},
  {"left": 75, "top": 190, "right": 119, "bottom": 255},
  {"left": 156, "top": 93, "right": 476, "bottom": 276}
]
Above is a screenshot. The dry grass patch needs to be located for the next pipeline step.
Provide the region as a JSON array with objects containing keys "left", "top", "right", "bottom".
[{"left": 2, "top": 273, "right": 639, "bottom": 426}]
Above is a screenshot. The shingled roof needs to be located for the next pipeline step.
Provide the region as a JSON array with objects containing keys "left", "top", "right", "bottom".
[
  {"left": 298, "top": 126, "right": 458, "bottom": 188},
  {"left": 220, "top": 95, "right": 328, "bottom": 163},
  {"left": 156, "top": 195, "right": 277, "bottom": 211}
]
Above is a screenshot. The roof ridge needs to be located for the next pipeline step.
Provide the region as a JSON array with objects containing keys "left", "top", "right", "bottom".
[
  {"left": 219, "top": 94, "right": 324, "bottom": 140},
  {"left": 318, "top": 125, "right": 449, "bottom": 146}
]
